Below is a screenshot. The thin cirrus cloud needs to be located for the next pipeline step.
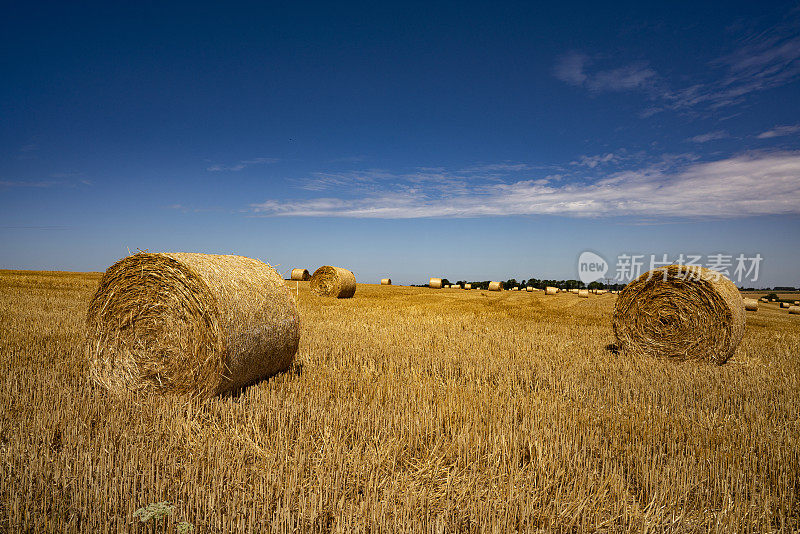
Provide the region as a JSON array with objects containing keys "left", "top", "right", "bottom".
[
  {"left": 251, "top": 151, "right": 800, "bottom": 219},
  {"left": 757, "top": 124, "right": 800, "bottom": 139},
  {"left": 555, "top": 19, "right": 800, "bottom": 113},
  {"left": 206, "top": 157, "right": 279, "bottom": 172},
  {"left": 688, "top": 130, "right": 730, "bottom": 143},
  {"left": 553, "top": 52, "right": 657, "bottom": 93}
]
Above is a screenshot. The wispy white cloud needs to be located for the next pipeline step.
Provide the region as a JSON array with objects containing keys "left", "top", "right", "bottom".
[
  {"left": 757, "top": 124, "right": 800, "bottom": 139},
  {"left": 572, "top": 152, "right": 619, "bottom": 168},
  {"left": 19, "top": 143, "right": 38, "bottom": 153},
  {"left": 0, "top": 180, "right": 59, "bottom": 188},
  {"left": 206, "top": 157, "right": 279, "bottom": 172},
  {"left": 688, "top": 130, "right": 730, "bottom": 143},
  {"left": 554, "top": 53, "right": 657, "bottom": 93},
  {"left": 251, "top": 152, "right": 800, "bottom": 219},
  {"left": 556, "top": 17, "right": 800, "bottom": 113}
]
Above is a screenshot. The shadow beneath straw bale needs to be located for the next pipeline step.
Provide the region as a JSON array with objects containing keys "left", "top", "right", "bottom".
[{"left": 220, "top": 361, "right": 303, "bottom": 400}]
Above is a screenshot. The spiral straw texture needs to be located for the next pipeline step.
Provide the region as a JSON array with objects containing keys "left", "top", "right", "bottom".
[
  {"left": 613, "top": 265, "right": 745, "bottom": 364},
  {"left": 310, "top": 266, "right": 357, "bottom": 298},
  {"left": 86, "top": 253, "right": 300, "bottom": 397}
]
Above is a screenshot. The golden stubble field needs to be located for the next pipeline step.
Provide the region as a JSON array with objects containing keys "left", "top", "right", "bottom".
[{"left": 1, "top": 270, "right": 798, "bottom": 532}]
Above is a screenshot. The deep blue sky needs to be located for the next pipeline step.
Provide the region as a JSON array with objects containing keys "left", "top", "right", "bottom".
[{"left": 2, "top": 1, "right": 799, "bottom": 286}]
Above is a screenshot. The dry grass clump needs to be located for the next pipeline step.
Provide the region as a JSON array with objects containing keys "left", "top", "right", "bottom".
[
  {"left": 310, "top": 266, "right": 357, "bottom": 298},
  {"left": 743, "top": 298, "right": 759, "bottom": 311},
  {"left": 85, "top": 253, "right": 300, "bottom": 397},
  {"left": 545, "top": 287, "right": 558, "bottom": 295},
  {"left": 429, "top": 277, "right": 442, "bottom": 289},
  {"left": 488, "top": 281, "right": 503, "bottom": 291},
  {"left": 291, "top": 268, "right": 311, "bottom": 281},
  {"left": 380, "top": 278, "right": 392, "bottom": 285},
  {"left": 578, "top": 289, "right": 589, "bottom": 298},
  {"left": 613, "top": 265, "right": 745, "bottom": 364}
]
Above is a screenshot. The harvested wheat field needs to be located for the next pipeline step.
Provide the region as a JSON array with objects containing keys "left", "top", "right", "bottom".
[{"left": 1, "top": 270, "right": 799, "bottom": 532}]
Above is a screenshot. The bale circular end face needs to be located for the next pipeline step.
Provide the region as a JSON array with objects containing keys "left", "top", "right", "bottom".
[
  {"left": 613, "top": 265, "right": 745, "bottom": 364},
  {"left": 743, "top": 298, "right": 759, "bottom": 311},
  {"left": 488, "top": 281, "right": 503, "bottom": 291},
  {"left": 429, "top": 277, "right": 442, "bottom": 289},
  {"left": 381, "top": 278, "right": 392, "bottom": 285},
  {"left": 290, "top": 268, "right": 311, "bottom": 281},
  {"left": 310, "top": 266, "right": 356, "bottom": 298},
  {"left": 545, "top": 286, "right": 558, "bottom": 295},
  {"left": 789, "top": 306, "right": 800, "bottom": 315},
  {"left": 86, "top": 253, "right": 301, "bottom": 397},
  {"left": 578, "top": 289, "right": 589, "bottom": 298}
]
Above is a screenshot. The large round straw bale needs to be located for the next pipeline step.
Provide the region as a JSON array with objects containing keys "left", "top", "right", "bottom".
[
  {"left": 452, "top": 284, "right": 461, "bottom": 289},
  {"left": 310, "top": 266, "right": 356, "bottom": 298},
  {"left": 290, "top": 268, "right": 311, "bottom": 281},
  {"left": 86, "top": 253, "right": 300, "bottom": 397},
  {"left": 526, "top": 286, "right": 533, "bottom": 292},
  {"left": 743, "top": 298, "right": 759, "bottom": 311},
  {"left": 381, "top": 278, "right": 392, "bottom": 285},
  {"left": 780, "top": 302, "right": 790, "bottom": 308},
  {"left": 464, "top": 283, "right": 472, "bottom": 290},
  {"left": 578, "top": 289, "right": 589, "bottom": 298},
  {"left": 429, "top": 278, "right": 443, "bottom": 289},
  {"left": 488, "top": 281, "right": 503, "bottom": 291},
  {"left": 545, "top": 286, "right": 558, "bottom": 295},
  {"left": 789, "top": 306, "right": 800, "bottom": 315},
  {"left": 613, "top": 265, "right": 745, "bottom": 364}
]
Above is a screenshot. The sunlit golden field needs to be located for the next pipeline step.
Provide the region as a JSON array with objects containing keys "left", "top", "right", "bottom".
[{"left": 1, "top": 270, "right": 799, "bottom": 532}]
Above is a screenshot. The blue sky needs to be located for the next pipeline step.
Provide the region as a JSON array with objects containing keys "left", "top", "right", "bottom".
[{"left": 2, "top": 1, "right": 799, "bottom": 286}]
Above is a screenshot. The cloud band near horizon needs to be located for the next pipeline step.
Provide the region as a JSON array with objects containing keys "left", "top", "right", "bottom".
[{"left": 251, "top": 151, "right": 800, "bottom": 219}]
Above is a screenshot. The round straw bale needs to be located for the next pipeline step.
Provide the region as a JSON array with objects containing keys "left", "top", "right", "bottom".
[
  {"left": 789, "top": 306, "right": 800, "bottom": 315},
  {"left": 578, "top": 289, "right": 589, "bottom": 298},
  {"left": 452, "top": 284, "right": 461, "bottom": 289},
  {"left": 429, "top": 278, "right": 443, "bottom": 289},
  {"left": 381, "top": 278, "right": 392, "bottom": 285},
  {"left": 86, "top": 253, "right": 300, "bottom": 397},
  {"left": 743, "top": 298, "right": 759, "bottom": 311},
  {"left": 570, "top": 289, "right": 579, "bottom": 294},
  {"left": 795, "top": 300, "right": 799, "bottom": 305},
  {"left": 488, "top": 281, "right": 503, "bottom": 291},
  {"left": 545, "top": 286, "right": 558, "bottom": 295},
  {"left": 290, "top": 268, "right": 311, "bottom": 281},
  {"left": 780, "top": 302, "right": 790, "bottom": 308},
  {"left": 613, "top": 265, "right": 745, "bottom": 364},
  {"left": 310, "top": 266, "right": 357, "bottom": 298},
  {"left": 526, "top": 286, "right": 533, "bottom": 292},
  {"left": 464, "top": 283, "right": 472, "bottom": 290}
]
